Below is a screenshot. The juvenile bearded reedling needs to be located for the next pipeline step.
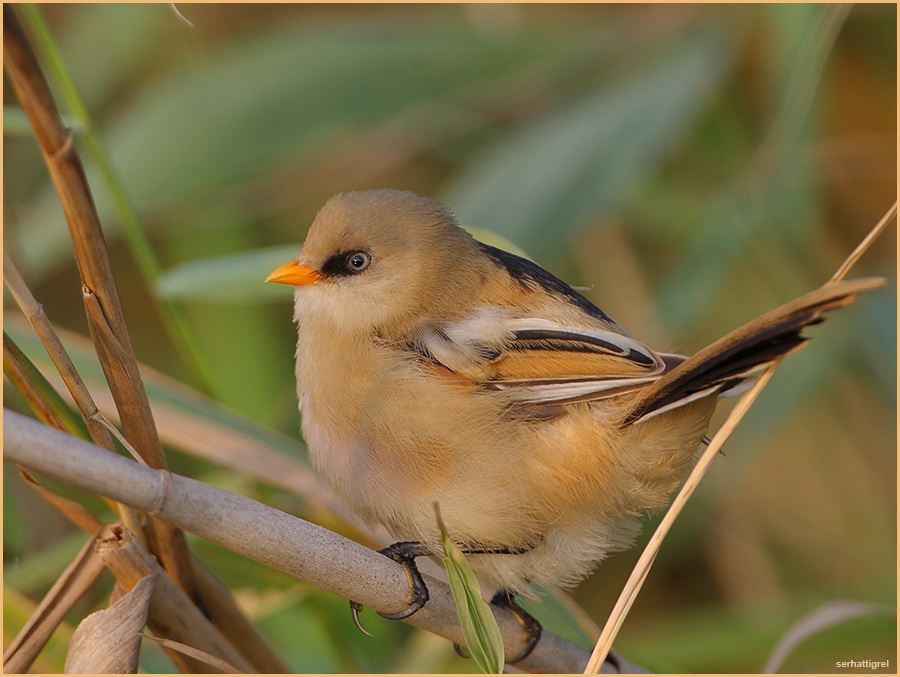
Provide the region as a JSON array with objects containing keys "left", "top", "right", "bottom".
[{"left": 267, "top": 188, "right": 883, "bottom": 659}]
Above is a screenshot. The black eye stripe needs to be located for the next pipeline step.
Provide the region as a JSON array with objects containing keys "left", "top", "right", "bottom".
[{"left": 321, "top": 250, "right": 372, "bottom": 278}]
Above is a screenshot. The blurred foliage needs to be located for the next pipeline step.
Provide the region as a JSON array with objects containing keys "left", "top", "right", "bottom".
[{"left": 4, "top": 3, "right": 896, "bottom": 673}]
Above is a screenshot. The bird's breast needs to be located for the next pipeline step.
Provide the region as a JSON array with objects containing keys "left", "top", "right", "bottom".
[{"left": 293, "top": 328, "right": 456, "bottom": 523}]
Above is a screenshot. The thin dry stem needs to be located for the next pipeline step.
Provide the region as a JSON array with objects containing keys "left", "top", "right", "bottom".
[
  {"left": 3, "top": 525, "right": 114, "bottom": 673},
  {"left": 98, "top": 529, "right": 255, "bottom": 674},
  {"left": 3, "top": 3, "right": 194, "bottom": 593},
  {"left": 829, "top": 202, "right": 896, "bottom": 284},
  {"left": 140, "top": 636, "right": 242, "bottom": 674},
  {"left": 4, "top": 254, "right": 147, "bottom": 541},
  {"left": 584, "top": 364, "right": 779, "bottom": 673},
  {"left": 5, "top": 253, "right": 115, "bottom": 449},
  {"left": 585, "top": 202, "right": 890, "bottom": 672}
]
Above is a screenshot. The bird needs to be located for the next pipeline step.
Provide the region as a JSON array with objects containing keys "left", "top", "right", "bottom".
[{"left": 267, "top": 188, "right": 882, "bottom": 656}]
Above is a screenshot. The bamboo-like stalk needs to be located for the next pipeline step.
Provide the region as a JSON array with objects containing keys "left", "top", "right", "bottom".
[
  {"left": 3, "top": 3, "right": 194, "bottom": 595},
  {"left": 4, "top": 410, "right": 644, "bottom": 674}
]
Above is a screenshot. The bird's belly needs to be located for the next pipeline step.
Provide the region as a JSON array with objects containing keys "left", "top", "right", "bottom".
[{"left": 296, "top": 358, "right": 547, "bottom": 552}]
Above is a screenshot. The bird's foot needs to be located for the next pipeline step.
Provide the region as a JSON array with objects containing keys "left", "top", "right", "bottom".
[
  {"left": 490, "top": 590, "right": 543, "bottom": 663},
  {"left": 350, "top": 541, "right": 432, "bottom": 635}
]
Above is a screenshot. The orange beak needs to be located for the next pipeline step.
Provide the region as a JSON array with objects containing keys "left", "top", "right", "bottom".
[{"left": 265, "top": 260, "right": 321, "bottom": 286}]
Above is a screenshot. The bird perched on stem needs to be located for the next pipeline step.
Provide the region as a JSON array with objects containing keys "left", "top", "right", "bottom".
[{"left": 267, "top": 188, "right": 882, "bottom": 655}]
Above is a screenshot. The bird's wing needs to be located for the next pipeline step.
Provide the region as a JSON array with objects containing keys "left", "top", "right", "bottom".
[{"left": 410, "top": 308, "right": 682, "bottom": 406}]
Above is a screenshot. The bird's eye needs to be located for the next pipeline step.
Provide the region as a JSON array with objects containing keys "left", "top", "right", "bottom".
[{"left": 345, "top": 251, "right": 371, "bottom": 273}]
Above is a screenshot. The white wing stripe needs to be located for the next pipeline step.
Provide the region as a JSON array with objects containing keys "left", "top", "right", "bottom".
[{"left": 488, "top": 376, "right": 659, "bottom": 404}]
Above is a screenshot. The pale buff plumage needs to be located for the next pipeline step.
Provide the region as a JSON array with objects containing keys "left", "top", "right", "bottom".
[{"left": 268, "top": 188, "right": 882, "bottom": 594}]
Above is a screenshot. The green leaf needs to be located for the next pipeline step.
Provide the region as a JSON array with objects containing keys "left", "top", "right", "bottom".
[
  {"left": 2, "top": 331, "right": 88, "bottom": 439},
  {"left": 155, "top": 245, "right": 300, "bottom": 302},
  {"left": 436, "top": 505, "right": 505, "bottom": 673}
]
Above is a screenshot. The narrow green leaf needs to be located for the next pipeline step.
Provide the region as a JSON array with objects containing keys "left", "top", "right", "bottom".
[
  {"left": 3, "top": 331, "right": 88, "bottom": 440},
  {"left": 435, "top": 504, "right": 504, "bottom": 673},
  {"left": 155, "top": 245, "right": 300, "bottom": 302}
]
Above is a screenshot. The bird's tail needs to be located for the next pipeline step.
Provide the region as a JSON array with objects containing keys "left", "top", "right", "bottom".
[{"left": 623, "top": 277, "right": 885, "bottom": 425}]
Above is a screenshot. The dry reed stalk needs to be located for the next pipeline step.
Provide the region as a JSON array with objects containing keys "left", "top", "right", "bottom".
[
  {"left": 2, "top": 525, "right": 114, "bottom": 673},
  {"left": 5, "top": 253, "right": 147, "bottom": 541},
  {"left": 97, "top": 529, "right": 256, "bottom": 674},
  {"left": 4, "top": 9, "right": 287, "bottom": 671},
  {"left": 3, "top": 3, "right": 193, "bottom": 595}
]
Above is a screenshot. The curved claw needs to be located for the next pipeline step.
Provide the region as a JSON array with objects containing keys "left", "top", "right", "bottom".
[
  {"left": 350, "top": 601, "right": 374, "bottom": 637},
  {"left": 347, "top": 542, "right": 432, "bottom": 634},
  {"left": 377, "top": 547, "right": 430, "bottom": 619}
]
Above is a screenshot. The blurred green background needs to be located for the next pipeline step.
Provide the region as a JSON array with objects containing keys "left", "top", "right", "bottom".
[{"left": 4, "top": 3, "right": 896, "bottom": 673}]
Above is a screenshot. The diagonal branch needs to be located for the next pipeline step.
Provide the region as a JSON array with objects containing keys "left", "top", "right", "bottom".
[{"left": 5, "top": 409, "right": 647, "bottom": 674}]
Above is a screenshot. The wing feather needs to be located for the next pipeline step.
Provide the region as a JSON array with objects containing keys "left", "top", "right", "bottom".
[{"left": 410, "top": 309, "right": 676, "bottom": 407}]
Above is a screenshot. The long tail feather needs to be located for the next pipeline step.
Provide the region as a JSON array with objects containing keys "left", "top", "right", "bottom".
[{"left": 623, "top": 277, "right": 885, "bottom": 425}]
